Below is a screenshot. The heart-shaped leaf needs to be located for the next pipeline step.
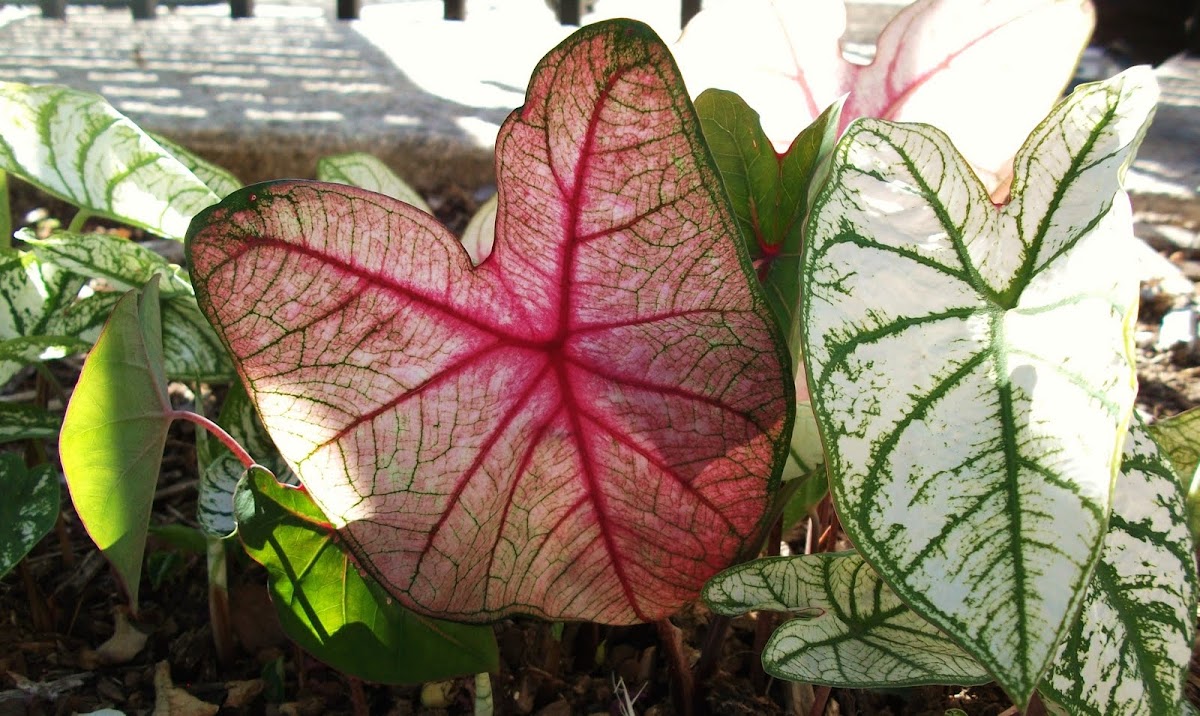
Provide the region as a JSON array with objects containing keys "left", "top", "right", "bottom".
[
  {"left": 316, "top": 152, "right": 432, "bottom": 214},
  {"left": 189, "top": 20, "right": 792, "bottom": 624},
  {"left": 1039, "top": 417, "right": 1199, "bottom": 715},
  {"left": 801, "top": 68, "right": 1156, "bottom": 704},
  {"left": 60, "top": 278, "right": 171, "bottom": 610},
  {"left": 0, "top": 83, "right": 219, "bottom": 240},
  {"left": 0, "top": 455, "right": 59, "bottom": 578},
  {"left": 673, "top": 0, "right": 1094, "bottom": 197},
  {"left": 235, "top": 466, "right": 500, "bottom": 684},
  {"left": 705, "top": 552, "right": 990, "bottom": 687}
]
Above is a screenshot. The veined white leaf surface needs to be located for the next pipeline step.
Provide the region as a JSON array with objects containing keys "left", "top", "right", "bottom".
[
  {"left": 0, "top": 247, "right": 86, "bottom": 340},
  {"left": 149, "top": 133, "right": 242, "bottom": 200},
  {"left": 1040, "top": 418, "right": 1198, "bottom": 715},
  {"left": 705, "top": 552, "right": 990, "bottom": 687},
  {"left": 315, "top": 152, "right": 432, "bottom": 214},
  {"left": 800, "top": 68, "right": 1157, "bottom": 704},
  {"left": 22, "top": 230, "right": 194, "bottom": 297},
  {"left": 0, "top": 83, "right": 218, "bottom": 240}
]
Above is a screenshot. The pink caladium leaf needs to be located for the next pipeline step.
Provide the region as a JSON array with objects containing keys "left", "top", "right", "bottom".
[
  {"left": 674, "top": 0, "right": 1094, "bottom": 198},
  {"left": 188, "top": 20, "right": 793, "bottom": 625}
]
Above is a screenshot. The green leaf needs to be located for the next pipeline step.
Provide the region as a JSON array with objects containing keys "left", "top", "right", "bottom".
[
  {"left": 0, "top": 455, "right": 59, "bottom": 578},
  {"left": 0, "top": 402, "right": 60, "bottom": 443},
  {"left": 704, "top": 551, "right": 990, "bottom": 687},
  {"left": 780, "top": 467, "right": 828, "bottom": 530},
  {"left": 1039, "top": 418, "right": 1199, "bottom": 715},
  {"left": 696, "top": 92, "right": 839, "bottom": 484},
  {"left": 60, "top": 278, "right": 171, "bottom": 610},
  {"left": 800, "top": 68, "right": 1157, "bottom": 705},
  {"left": 696, "top": 91, "right": 840, "bottom": 346},
  {"left": 196, "top": 382, "right": 297, "bottom": 537},
  {"left": 315, "top": 152, "right": 432, "bottom": 214},
  {"left": 234, "top": 466, "right": 500, "bottom": 684},
  {"left": 0, "top": 83, "right": 219, "bottom": 240},
  {"left": 149, "top": 133, "right": 242, "bottom": 200},
  {"left": 22, "top": 230, "right": 193, "bottom": 297}
]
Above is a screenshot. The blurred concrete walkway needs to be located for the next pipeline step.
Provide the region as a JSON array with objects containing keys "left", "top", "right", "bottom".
[{"left": 0, "top": 0, "right": 1195, "bottom": 225}]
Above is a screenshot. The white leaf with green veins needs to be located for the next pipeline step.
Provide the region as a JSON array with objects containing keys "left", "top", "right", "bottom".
[
  {"left": 149, "top": 133, "right": 241, "bottom": 200},
  {"left": 705, "top": 552, "right": 990, "bottom": 687},
  {"left": 800, "top": 68, "right": 1157, "bottom": 705},
  {"left": 1040, "top": 418, "right": 1198, "bottom": 716},
  {"left": 315, "top": 152, "right": 431, "bottom": 213},
  {"left": 0, "top": 248, "right": 86, "bottom": 340},
  {"left": 21, "top": 230, "right": 193, "bottom": 297},
  {"left": 0, "top": 83, "right": 219, "bottom": 240}
]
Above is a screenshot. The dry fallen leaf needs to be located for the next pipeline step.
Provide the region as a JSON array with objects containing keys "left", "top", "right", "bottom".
[{"left": 152, "top": 661, "right": 218, "bottom": 716}]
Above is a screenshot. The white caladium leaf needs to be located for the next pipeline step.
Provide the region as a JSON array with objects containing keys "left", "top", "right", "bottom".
[
  {"left": 1040, "top": 418, "right": 1199, "bottom": 715},
  {"left": 705, "top": 552, "right": 990, "bottom": 687},
  {"left": 196, "top": 383, "right": 298, "bottom": 537},
  {"left": 21, "top": 230, "right": 194, "bottom": 297},
  {"left": 0, "top": 247, "right": 86, "bottom": 340},
  {"left": 316, "top": 152, "right": 432, "bottom": 214},
  {"left": 801, "top": 68, "right": 1157, "bottom": 705},
  {"left": 149, "top": 133, "right": 242, "bottom": 200},
  {"left": 0, "top": 83, "right": 219, "bottom": 240}
]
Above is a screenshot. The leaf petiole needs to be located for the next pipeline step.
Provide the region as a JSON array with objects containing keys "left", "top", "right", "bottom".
[{"left": 168, "top": 409, "right": 254, "bottom": 469}]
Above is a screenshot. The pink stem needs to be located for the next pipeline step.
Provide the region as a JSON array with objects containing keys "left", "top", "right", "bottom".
[{"left": 168, "top": 410, "right": 255, "bottom": 469}]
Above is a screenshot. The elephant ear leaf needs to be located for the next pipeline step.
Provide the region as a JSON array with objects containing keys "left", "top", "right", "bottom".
[
  {"left": 188, "top": 20, "right": 792, "bottom": 625},
  {"left": 801, "top": 68, "right": 1156, "bottom": 705}
]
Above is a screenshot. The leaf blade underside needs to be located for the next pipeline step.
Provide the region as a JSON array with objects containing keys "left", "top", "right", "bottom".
[
  {"left": 189, "top": 20, "right": 792, "bottom": 624},
  {"left": 800, "top": 68, "right": 1156, "bottom": 703}
]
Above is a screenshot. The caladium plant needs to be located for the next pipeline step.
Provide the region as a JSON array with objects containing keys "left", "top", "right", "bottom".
[
  {"left": 187, "top": 19, "right": 793, "bottom": 625},
  {"left": 674, "top": 0, "right": 1095, "bottom": 199}
]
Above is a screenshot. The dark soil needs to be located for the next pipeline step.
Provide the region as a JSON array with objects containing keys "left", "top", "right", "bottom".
[{"left": 1, "top": 183, "right": 1197, "bottom": 716}]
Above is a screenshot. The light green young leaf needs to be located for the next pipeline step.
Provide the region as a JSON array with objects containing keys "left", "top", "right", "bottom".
[
  {"left": 1040, "top": 418, "right": 1199, "bottom": 716},
  {"left": 1148, "top": 407, "right": 1200, "bottom": 484},
  {"left": 234, "top": 465, "right": 500, "bottom": 684},
  {"left": 0, "top": 247, "right": 86, "bottom": 340},
  {"left": 149, "top": 133, "right": 242, "bottom": 200},
  {"left": 801, "top": 68, "right": 1156, "bottom": 705},
  {"left": 0, "top": 83, "right": 218, "bottom": 239},
  {"left": 0, "top": 455, "right": 59, "bottom": 578},
  {"left": 0, "top": 402, "right": 60, "bottom": 443},
  {"left": 22, "top": 230, "right": 193, "bottom": 297},
  {"left": 60, "top": 278, "right": 171, "bottom": 611},
  {"left": 196, "top": 382, "right": 297, "bottom": 537},
  {"left": 315, "top": 152, "right": 432, "bottom": 214},
  {"left": 705, "top": 552, "right": 989, "bottom": 687}
]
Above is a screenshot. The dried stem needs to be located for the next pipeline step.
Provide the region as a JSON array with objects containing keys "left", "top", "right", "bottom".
[{"left": 656, "top": 617, "right": 695, "bottom": 716}]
